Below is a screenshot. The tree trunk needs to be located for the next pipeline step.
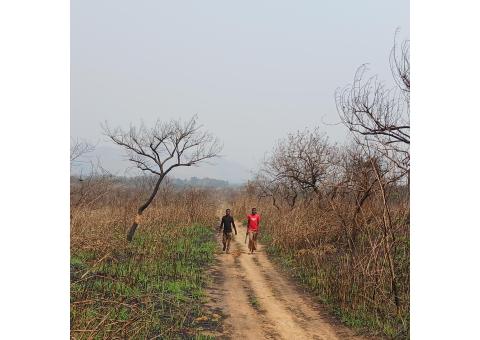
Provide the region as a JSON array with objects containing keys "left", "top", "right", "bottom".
[
  {"left": 127, "top": 213, "right": 142, "bottom": 241},
  {"left": 271, "top": 196, "right": 281, "bottom": 211},
  {"left": 370, "top": 159, "right": 401, "bottom": 312},
  {"left": 126, "top": 174, "right": 164, "bottom": 241}
]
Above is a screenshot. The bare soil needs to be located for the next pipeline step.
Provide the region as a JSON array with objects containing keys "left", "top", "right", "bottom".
[{"left": 202, "top": 221, "right": 372, "bottom": 340}]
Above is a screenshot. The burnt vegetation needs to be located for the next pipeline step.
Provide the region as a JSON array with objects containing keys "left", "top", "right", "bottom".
[
  {"left": 102, "top": 115, "right": 222, "bottom": 241},
  {"left": 70, "top": 34, "right": 410, "bottom": 339},
  {"left": 232, "top": 36, "right": 410, "bottom": 338},
  {"left": 71, "top": 118, "right": 223, "bottom": 338}
]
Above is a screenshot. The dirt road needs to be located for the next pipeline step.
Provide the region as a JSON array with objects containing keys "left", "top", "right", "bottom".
[{"left": 203, "top": 222, "right": 367, "bottom": 340}]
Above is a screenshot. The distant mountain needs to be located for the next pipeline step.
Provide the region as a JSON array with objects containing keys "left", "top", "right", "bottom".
[
  {"left": 70, "top": 173, "right": 240, "bottom": 189},
  {"left": 71, "top": 143, "right": 252, "bottom": 184},
  {"left": 171, "top": 177, "right": 231, "bottom": 188}
]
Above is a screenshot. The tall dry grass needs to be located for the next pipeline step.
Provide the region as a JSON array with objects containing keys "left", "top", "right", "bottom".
[
  {"left": 70, "top": 177, "right": 220, "bottom": 339},
  {"left": 231, "top": 181, "right": 409, "bottom": 338}
]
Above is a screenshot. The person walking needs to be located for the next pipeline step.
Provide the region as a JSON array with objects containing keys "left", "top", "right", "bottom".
[
  {"left": 218, "top": 209, "right": 237, "bottom": 253},
  {"left": 246, "top": 208, "right": 261, "bottom": 254}
]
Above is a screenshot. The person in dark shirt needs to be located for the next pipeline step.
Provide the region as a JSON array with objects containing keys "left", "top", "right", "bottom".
[{"left": 218, "top": 209, "right": 237, "bottom": 253}]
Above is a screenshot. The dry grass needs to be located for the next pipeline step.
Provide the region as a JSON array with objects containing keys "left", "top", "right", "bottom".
[
  {"left": 231, "top": 184, "right": 409, "bottom": 338},
  {"left": 70, "top": 179, "right": 219, "bottom": 339}
]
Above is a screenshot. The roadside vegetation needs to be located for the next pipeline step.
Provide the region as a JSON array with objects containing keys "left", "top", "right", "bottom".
[
  {"left": 231, "top": 36, "right": 410, "bottom": 339},
  {"left": 70, "top": 33, "right": 409, "bottom": 340},
  {"left": 71, "top": 116, "right": 222, "bottom": 338},
  {"left": 70, "top": 173, "right": 220, "bottom": 339}
]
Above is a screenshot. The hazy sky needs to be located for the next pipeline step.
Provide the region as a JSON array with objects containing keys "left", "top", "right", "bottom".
[{"left": 71, "top": 0, "right": 409, "bottom": 183}]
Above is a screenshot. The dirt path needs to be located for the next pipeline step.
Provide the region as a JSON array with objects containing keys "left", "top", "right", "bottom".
[{"left": 203, "top": 221, "right": 368, "bottom": 340}]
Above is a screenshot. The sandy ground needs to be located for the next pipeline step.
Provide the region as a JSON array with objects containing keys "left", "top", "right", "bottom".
[{"left": 202, "top": 221, "right": 369, "bottom": 340}]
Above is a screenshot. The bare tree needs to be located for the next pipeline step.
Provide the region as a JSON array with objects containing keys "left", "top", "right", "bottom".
[
  {"left": 70, "top": 138, "right": 95, "bottom": 163},
  {"left": 254, "top": 173, "right": 300, "bottom": 210},
  {"left": 71, "top": 138, "right": 108, "bottom": 208},
  {"left": 70, "top": 137, "right": 120, "bottom": 216},
  {"left": 103, "top": 116, "right": 222, "bottom": 241},
  {"left": 263, "top": 128, "right": 335, "bottom": 196},
  {"left": 335, "top": 34, "right": 410, "bottom": 174},
  {"left": 390, "top": 30, "right": 410, "bottom": 97},
  {"left": 70, "top": 161, "right": 116, "bottom": 211}
]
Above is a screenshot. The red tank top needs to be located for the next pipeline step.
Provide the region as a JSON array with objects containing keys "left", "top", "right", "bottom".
[{"left": 247, "top": 214, "right": 261, "bottom": 231}]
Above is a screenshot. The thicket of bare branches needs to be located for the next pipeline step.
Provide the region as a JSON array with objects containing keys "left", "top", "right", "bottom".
[
  {"left": 335, "top": 36, "right": 410, "bottom": 175},
  {"left": 390, "top": 31, "right": 410, "bottom": 97},
  {"left": 103, "top": 115, "right": 222, "bottom": 240},
  {"left": 264, "top": 129, "right": 336, "bottom": 195},
  {"left": 70, "top": 138, "right": 96, "bottom": 163},
  {"left": 70, "top": 138, "right": 118, "bottom": 213},
  {"left": 233, "top": 36, "right": 410, "bottom": 338}
]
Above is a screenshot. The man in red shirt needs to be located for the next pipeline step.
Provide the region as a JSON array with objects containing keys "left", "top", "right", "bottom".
[{"left": 246, "top": 208, "right": 261, "bottom": 254}]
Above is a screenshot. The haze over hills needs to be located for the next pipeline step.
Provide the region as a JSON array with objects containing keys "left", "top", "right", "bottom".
[
  {"left": 170, "top": 177, "right": 234, "bottom": 188},
  {"left": 70, "top": 173, "right": 238, "bottom": 189},
  {"left": 70, "top": 143, "right": 252, "bottom": 184},
  {"left": 72, "top": 1, "right": 409, "bottom": 182}
]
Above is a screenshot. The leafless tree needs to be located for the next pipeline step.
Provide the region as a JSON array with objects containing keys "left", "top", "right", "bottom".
[
  {"left": 390, "top": 30, "right": 410, "bottom": 97},
  {"left": 263, "top": 128, "right": 335, "bottom": 196},
  {"left": 70, "top": 161, "right": 116, "bottom": 211},
  {"left": 103, "top": 115, "right": 222, "bottom": 241},
  {"left": 335, "top": 34, "right": 410, "bottom": 174},
  {"left": 254, "top": 173, "right": 300, "bottom": 210},
  {"left": 70, "top": 137, "right": 121, "bottom": 218},
  {"left": 70, "top": 138, "right": 95, "bottom": 163}
]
